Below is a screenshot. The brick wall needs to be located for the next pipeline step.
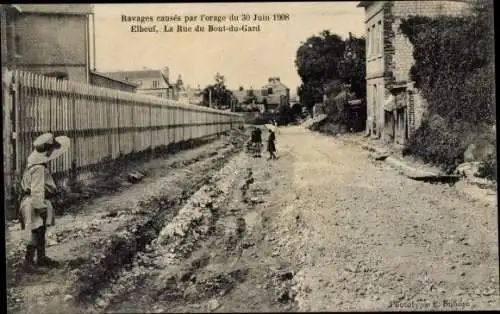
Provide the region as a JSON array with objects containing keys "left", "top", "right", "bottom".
[
  {"left": 14, "top": 13, "right": 89, "bottom": 82},
  {"left": 17, "top": 66, "right": 87, "bottom": 83}
]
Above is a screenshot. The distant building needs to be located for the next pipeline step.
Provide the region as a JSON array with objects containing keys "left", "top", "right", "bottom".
[
  {"left": 233, "top": 89, "right": 247, "bottom": 104},
  {"left": 89, "top": 71, "right": 138, "bottom": 93},
  {"left": 183, "top": 85, "right": 203, "bottom": 105},
  {"left": 1, "top": 4, "right": 94, "bottom": 83},
  {"left": 358, "top": 0, "right": 474, "bottom": 145},
  {"left": 254, "top": 77, "right": 290, "bottom": 113},
  {"left": 103, "top": 67, "right": 179, "bottom": 100}
]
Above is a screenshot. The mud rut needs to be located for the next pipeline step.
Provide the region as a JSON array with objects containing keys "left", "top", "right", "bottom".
[{"left": 95, "top": 157, "right": 298, "bottom": 313}]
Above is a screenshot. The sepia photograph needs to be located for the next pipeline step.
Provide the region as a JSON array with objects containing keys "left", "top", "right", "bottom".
[{"left": 1, "top": 1, "right": 497, "bottom": 313}]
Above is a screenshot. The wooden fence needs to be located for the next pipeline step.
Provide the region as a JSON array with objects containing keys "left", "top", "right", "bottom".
[{"left": 2, "top": 69, "right": 243, "bottom": 204}]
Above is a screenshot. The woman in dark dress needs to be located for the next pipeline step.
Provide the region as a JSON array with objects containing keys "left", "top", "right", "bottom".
[{"left": 267, "top": 129, "right": 277, "bottom": 160}]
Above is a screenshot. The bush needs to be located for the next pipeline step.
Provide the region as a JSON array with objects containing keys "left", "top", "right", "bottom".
[
  {"left": 244, "top": 111, "right": 277, "bottom": 125},
  {"left": 403, "top": 120, "right": 471, "bottom": 173},
  {"left": 400, "top": 2, "right": 495, "bottom": 177},
  {"left": 476, "top": 151, "right": 497, "bottom": 181}
]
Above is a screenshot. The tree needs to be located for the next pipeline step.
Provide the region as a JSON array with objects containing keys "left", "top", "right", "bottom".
[
  {"left": 291, "top": 102, "right": 303, "bottom": 119},
  {"left": 338, "top": 33, "right": 366, "bottom": 99},
  {"left": 295, "top": 30, "right": 346, "bottom": 111},
  {"left": 201, "top": 72, "right": 234, "bottom": 109},
  {"left": 276, "top": 102, "right": 296, "bottom": 125},
  {"left": 242, "top": 87, "right": 257, "bottom": 105},
  {"left": 295, "top": 30, "right": 367, "bottom": 112}
]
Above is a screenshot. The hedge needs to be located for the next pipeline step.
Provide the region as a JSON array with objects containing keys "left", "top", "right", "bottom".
[{"left": 400, "top": 2, "right": 495, "bottom": 177}]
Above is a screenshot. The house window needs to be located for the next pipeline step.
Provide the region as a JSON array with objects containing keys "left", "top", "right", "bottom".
[
  {"left": 267, "top": 87, "right": 273, "bottom": 95},
  {"left": 373, "top": 84, "right": 378, "bottom": 134},
  {"left": 138, "top": 80, "right": 143, "bottom": 86},
  {"left": 377, "top": 20, "right": 383, "bottom": 57},
  {"left": 152, "top": 80, "right": 159, "bottom": 88},
  {"left": 366, "top": 28, "right": 371, "bottom": 57},
  {"left": 371, "top": 24, "right": 376, "bottom": 56}
]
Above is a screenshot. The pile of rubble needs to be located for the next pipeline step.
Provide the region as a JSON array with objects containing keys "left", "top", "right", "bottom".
[{"left": 301, "top": 114, "right": 328, "bottom": 130}]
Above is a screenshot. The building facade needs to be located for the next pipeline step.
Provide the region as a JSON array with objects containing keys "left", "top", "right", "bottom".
[
  {"left": 259, "top": 77, "right": 290, "bottom": 112},
  {"left": 104, "top": 67, "right": 179, "bottom": 100},
  {"left": 358, "top": 1, "right": 473, "bottom": 144},
  {"left": 232, "top": 89, "right": 247, "bottom": 104},
  {"left": 2, "top": 4, "right": 94, "bottom": 83},
  {"left": 185, "top": 85, "right": 203, "bottom": 105}
]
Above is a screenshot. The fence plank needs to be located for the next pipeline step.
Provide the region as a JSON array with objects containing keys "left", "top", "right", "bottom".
[{"left": 5, "top": 70, "right": 243, "bottom": 193}]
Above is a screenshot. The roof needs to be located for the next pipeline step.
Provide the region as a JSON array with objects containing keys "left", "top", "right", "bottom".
[
  {"left": 10, "top": 4, "right": 94, "bottom": 15},
  {"left": 90, "top": 71, "right": 139, "bottom": 87},
  {"left": 103, "top": 69, "right": 173, "bottom": 87},
  {"left": 262, "top": 80, "right": 289, "bottom": 90},
  {"left": 104, "top": 70, "right": 162, "bottom": 80},
  {"left": 356, "top": 1, "right": 373, "bottom": 8}
]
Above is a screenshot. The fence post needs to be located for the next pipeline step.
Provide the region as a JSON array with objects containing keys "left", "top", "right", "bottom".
[
  {"left": 149, "top": 101, "right": 153, "bottom": 160},
  {"left": 106, "top": 89, "right": 112, "bottom": 162},
  {"left": 2, "top": 68, "right": 14, "bottom": 217},
  {"left": 70, "top": 82, "right": 78, "bottom": 188}
]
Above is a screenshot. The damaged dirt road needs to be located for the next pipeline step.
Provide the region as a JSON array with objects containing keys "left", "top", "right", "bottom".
[{"left": 6, "top": 126, "right": 499, "bottom": 313}]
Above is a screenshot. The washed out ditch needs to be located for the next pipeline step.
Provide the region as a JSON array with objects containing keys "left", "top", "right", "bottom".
[
  {"left": 6, "top": 130, "right": 247, "bottom": 314},
  {"left": 72, "top": 137, "right": 246, "bottom": 308},
  {"left": 91, "top": 149, "right": 252, "bottom": 313},
  {"left": 97, "top": 151, "right": 299, "bottom": 312}
]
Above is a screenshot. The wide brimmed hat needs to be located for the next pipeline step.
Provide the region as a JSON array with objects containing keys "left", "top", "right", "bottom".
[
  {"left": 27, "top": 133, "right": 70, "bottom": 166},
  {"left": 264, "top": 124, "right": 275, "bottom": 131}
]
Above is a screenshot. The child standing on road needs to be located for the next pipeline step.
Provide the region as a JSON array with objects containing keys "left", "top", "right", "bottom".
[
  {"left": 267, "top": 129, "right": 277, "bottom": 160},
  {"left": 18, "top": 133, "right": 70, "bottom": 273},
  {"left": 250, "top": 127, "right": 262, "bottom": 158}
]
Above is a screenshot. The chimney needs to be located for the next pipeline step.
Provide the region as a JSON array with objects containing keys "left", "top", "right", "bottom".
[{"left": 162, "top": 67, "right": 170, "bottom": 82}]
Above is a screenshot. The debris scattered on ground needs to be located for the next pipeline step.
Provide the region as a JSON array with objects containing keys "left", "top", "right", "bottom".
[
  {"left": 405, "top": 173, "right": 462, "bottom": 186},
  {"left": 207, "top": 298, "right": 221, "bottom": 312},
  {"left": 302, "top": 114, "right": 328, "bottom": 130},
  {"left": 370, "top": 151, "right": 391, "bottom": 161},
  {"left": 127, "top": 171, "right": 146, "bottom": 184},
  {"left": 267, "top": 267, "right": 297, "bottom": 303}
]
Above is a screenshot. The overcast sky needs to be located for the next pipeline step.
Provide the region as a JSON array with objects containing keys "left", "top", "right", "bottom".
[{"left": 93, "top": 2, "right": 365, "bottom": 93}]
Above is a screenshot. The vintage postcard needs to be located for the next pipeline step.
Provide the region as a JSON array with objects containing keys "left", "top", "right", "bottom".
[{"left": 2, "top": 2, "right": 497, "bottom": 313}]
